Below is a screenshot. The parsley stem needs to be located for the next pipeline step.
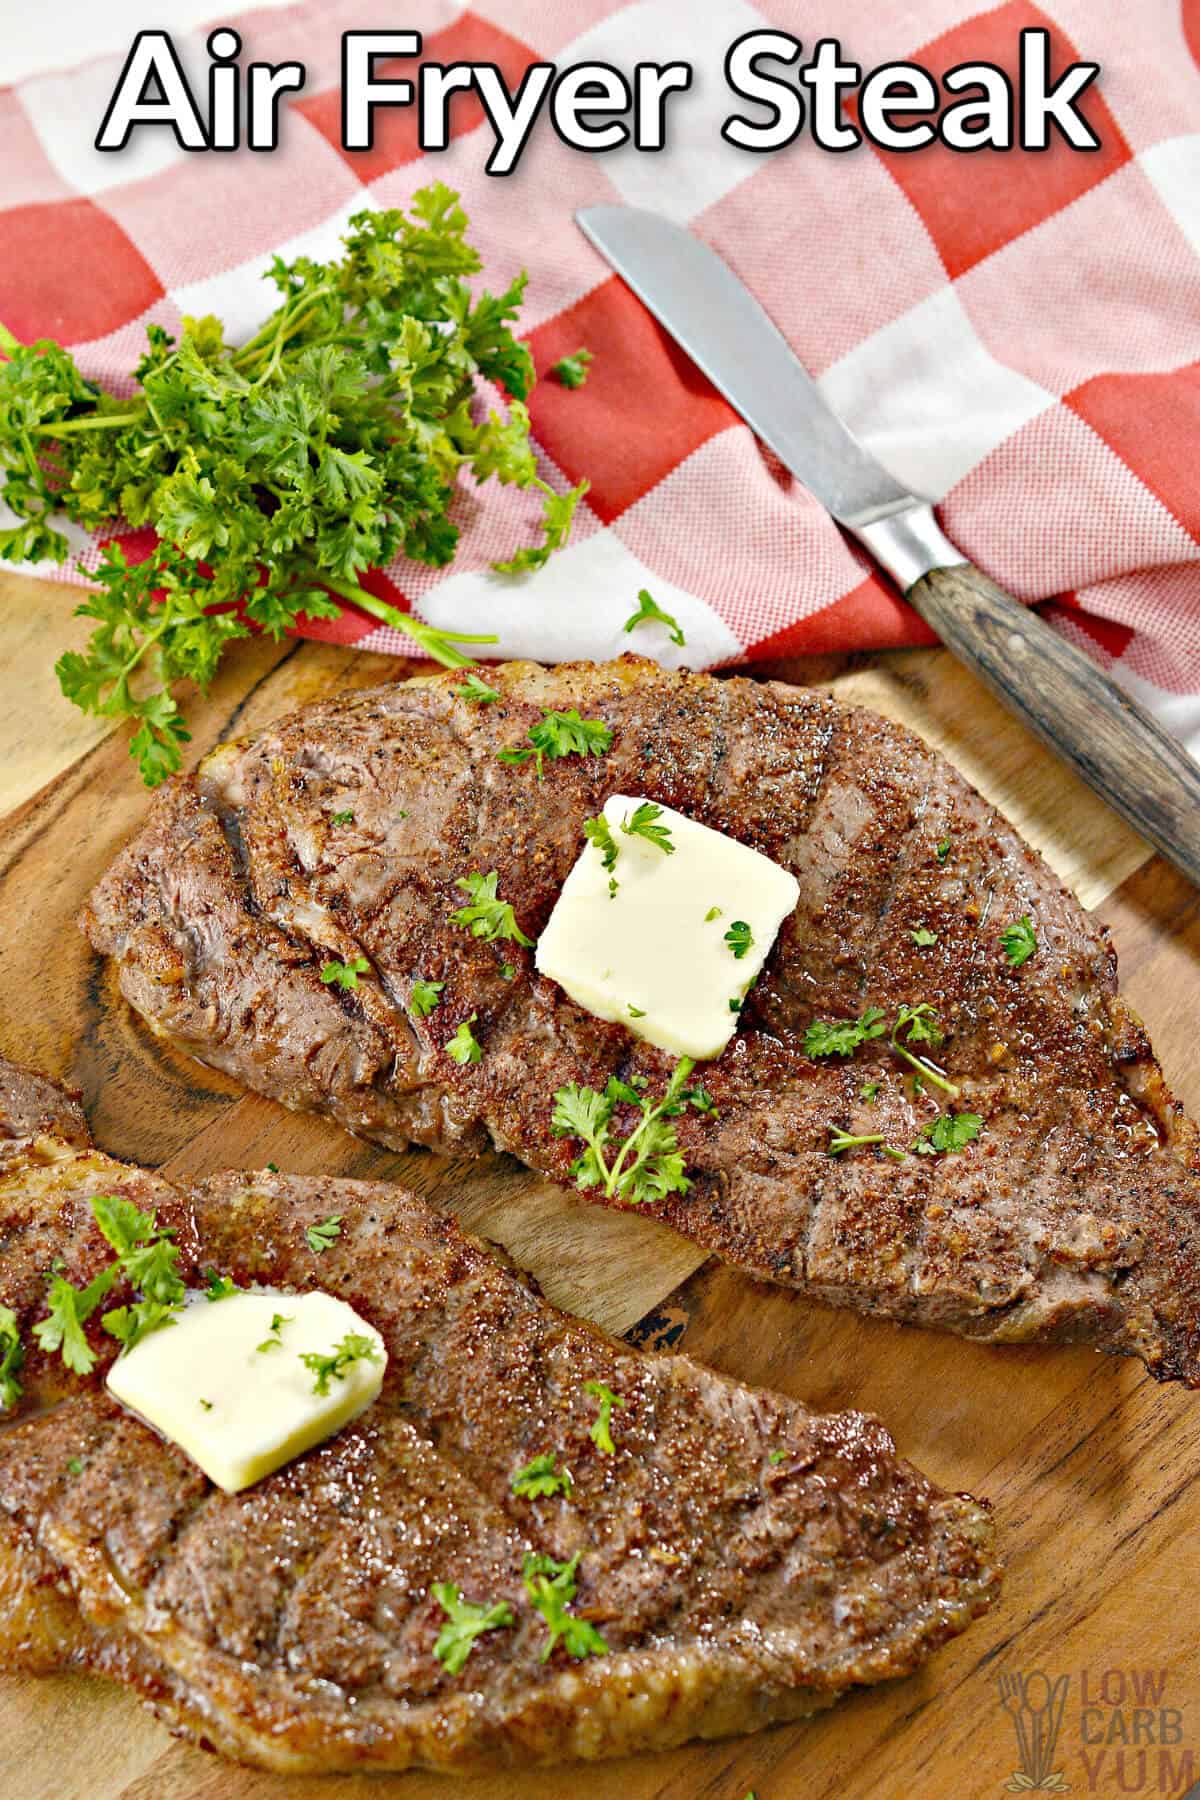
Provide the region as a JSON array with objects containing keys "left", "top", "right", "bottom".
[
  {"left": 304, "top": 567, "right": 498, "bottom": 669},
  {"left": 606, "top": 1058, "right": 693, "bottom": 1200},
  {"left": 30, "top": 411, "right": 144, "bottom": 435},
  {"left": 889, "top": 1037, "right": 959, "bottom": 1097}
]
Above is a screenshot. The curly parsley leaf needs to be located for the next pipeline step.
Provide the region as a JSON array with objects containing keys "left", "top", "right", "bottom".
[
  {"left": 913, "top": 1111, "right": 983, "bottom": 1155},
  {"left": 320, "top": 955, "right": 369, "bottom": 991},
  {"left": 0, "top": 1306, "right": 24, "bottom": 1411},
  {"left": 804, "top": 1007, "right": 888, "bottom": 1059},
  {"left": 451, "top": 871, "right": 533, "bottom": 945},
  {"left": 512, "top": 1452, "right": 573, "bottom": 1499},
  {"left": 583, "top": 813, "right": 619, "bottom": 874},
  {"left": 552, "top": 1058, "right": 701, "bottom": 1206},
  {"left": 909, "top": 926, "right": 938, "bottom": 948},
  {"left": 583, "top": 1380, "right": 624, "bottom": 1455},
  {"left": 329, "top": 809, "right": 355, "bottom": 826},
  {"left": 498, "top": 709, "right": 612, "bottom": 780},
  {"left": 622, "top": 587, "right": 685, "bottom": 648},
  {"left": 1001, "top": 915, "right": 1037, "bottom": 967},
  {"left": 409, "top": 977, "right": 445, "bottom": 1018},
  {"left": 1, "top": 189, "right": 590, "bottom": 784},
  {"left": 446, "top": 1016, "right": 483, "bottom": 1065},
  {"left": 431, "top": 1583, "right": 515, "bottom": 1676},
  {"left": 204, "top": 1270, "right": 240, "bottom": 1301},
  {"left": 300, "top": 1332, "right": 381, "bottom": 1396},
  {"left": 621, "top": 801, "right": 674, "bottom": 855},
  {"left": 305, "top": 1214, "right": 342, "bottom": 1254},
  {"left": 550, "top": 347, "right": 593, "bottom": 388},
  {"left": 522, "top": 1552, "right": 608, "bottom": 1663},
  {"left": 891, "top": 1003, "right": 958, "bottom": 1097},
  {"left": 492, "top": 477, "right": 590, "bottom": 575}
]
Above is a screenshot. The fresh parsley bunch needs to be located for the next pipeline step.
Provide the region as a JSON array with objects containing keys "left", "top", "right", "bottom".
[{"left": 0, "top": 183, "right": 587, "bottom": 785}]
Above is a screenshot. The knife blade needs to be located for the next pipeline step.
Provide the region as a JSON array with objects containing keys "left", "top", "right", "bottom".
[{"left": 576, "top": 203, "right": 1200, "bottom": 889}]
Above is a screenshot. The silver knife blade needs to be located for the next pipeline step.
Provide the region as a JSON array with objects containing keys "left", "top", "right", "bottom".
[{"left": 575, "top": 204, "right": 915, "bottom": 531}]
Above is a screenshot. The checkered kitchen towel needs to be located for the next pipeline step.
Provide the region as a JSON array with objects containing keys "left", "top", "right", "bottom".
[{"left": 3, "top": 0, "right": 1200, "bottom": 747}]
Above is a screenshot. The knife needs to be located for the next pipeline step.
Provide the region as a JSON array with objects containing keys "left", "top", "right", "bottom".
[{"left": 576, "top": 204, "right": 1200, "bottom": 889}]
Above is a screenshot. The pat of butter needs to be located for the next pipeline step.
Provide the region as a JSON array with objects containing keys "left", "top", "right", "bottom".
[
  {"left": 536, "top": 795, "right": 800, "bottom": 1060},
  {"left": 106, "top": 1290, "right": 386, "bottom": 1494}
]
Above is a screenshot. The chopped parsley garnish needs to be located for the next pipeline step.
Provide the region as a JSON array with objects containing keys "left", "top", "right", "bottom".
[
  {"left": 583, "top": 1380, "right": 624, "bottom": 1454},
  {"left": 446, "top": 1016, "right": 483, "bottom": 1065},
  {"left": 500, "top": 962, "right": 516, "bottom": 981},
  {"left": 204, "top": 1270, "right": 240, "bottom": 1301},
  {"left": 627, "top": 1003, "right": 646, "bottom": 1018},
  {"left": 583, "top": 813, "right": 619, "bottom": 874},
  {"left": 329, "top": 809, "right": 355, "bottom": 826},
  {"left": 550, "top": 347, "right": 593, "bottom": 388},
  {"left": 1001, "top": 915, "right": 1037, "bottom": 967},
  {"left": 266, "top": 1162, "right": 278, "bottom": 1172},
  {"left": 199, "top": 1398, "right": 214, "bottom": 1411},
  {"left": 622, "top": 587, "right": 685, "bottom": 648},
  {"left": 552, "top": 1059, "right": 703, "bottom": 1206},
  {"left": 936, "top": 837, "right": 952, "bottom": 863},
  {"left": 67, "top": 1456, "right": 83, "bottom": 1476},
  {"left": 409, "top": 978, "right": 445, "bottom": 1018},
  {"left": 723, "top": 920, "right": 754, "bottom": 960},
  {"left": 450, "top": 870, "right": 533, "bottom": 945},
  {"left": 256, "top": 1312, "right": 293, "bottom": 1352},
  {"left": 891, "top": 1003, "right": 958, "bottom": 1097},
  {"left": 7, "top": 188, "right": 591, "bottom": 784},
  {"left": 0, "top": 1305, "right": 24, "bottom": 1412},
  {"left": 909, "top": 926, "right": 938, "bottom": 948},
  {"left": 860, "top": 1080, "right": 880, "bottom": 1101},
  {"left": 320, "top": 955, "right": 369, "bottom": 991},
  {"left": 512, "top": 1452, "right": 573, "bottom": 1499},
  {"left": 913, "top": 1111, "right": 983, "bottom": 1155},
  {"left": 498, "top": 709, "right": 612, "bottom": 779},
  {"left": 305, "top": 1214, "right": 342, "bottom": 1254},
  {"left": 827, "top": 1127, "right": 906, "bottom": 1161},
  {"left": 704, "top": 905, "right": 722, "bottom": 922},
  {"left": 300, "top": 1332, "right": 381, "bottom": 1396},
  {"left": 431, "top": 1583, "right": 515, "bottom": 1675},
  {"left": 685, "top": 1082, "right": 716, "bottom": 1114},
  {"left": 33, "top": 1195, "right": 185, "bottom": 1371},
  {"left": 523, "top": 1552, "right": 608, "bottom": 1662},
  {"left": 804, "top": 1007, "right": 887, "bottom": 1059},
  {"left": 455, "top": 671, "right": 501, "bottom": 704},
  {"left": 768, "top": 1448, "right": 787, "bottom": 1465},
  {"left": 621, "top": 801, "right": 674, "bottom": 854}
]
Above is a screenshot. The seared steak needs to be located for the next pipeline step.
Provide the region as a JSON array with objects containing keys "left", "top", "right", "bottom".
[
  {"left": 83, "top": 657, "right": 1200, "bottom": 1384},
  {"left": 0, "top": 1061, "right": 998, "bottom": 1774}
]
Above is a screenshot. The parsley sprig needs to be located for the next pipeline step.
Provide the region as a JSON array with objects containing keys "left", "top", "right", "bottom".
[
  {"left": 300, "top": 1331, "right": 381, "bottom": 1396},
  {"left": 523, "top": 1552, "right": 608, "bottom": 1662},
  {"left": 552, "top": 1059, "right": 707, "bottom": 1206},
  {"left": 622, "top": 587, "right": 685, "bottom": 647},
  {"left": 431, "top": 1583, "right": 515, "bottom": 1675},
  {"left": 30, "top": 1195, "right": 186, "bottom": 1376},
  {"left": 321, "top": 955, "right": 369, "bottom": 991},
  {"left": 512, "top": 1452, "right": 573, "bottom": 1499},
  {"left": 583, "top": 1380, "right": 624, "bottom": 1454},
  {"left": 498, "top": 709, "right": 612, "bottom": 779},
  {"left": 451, "top": 871, "right": 533, "bottom": 945},
  {"left": 621, "top": 801, "right": 674, "bottom": 854},
  {"left": 913, "top": 1111, "right": 983, "bottom": 1155},
  {"left": 550, "top": 348, "right": 593, "bottom": 388},
  {"left": 1, "top": 188, "right": 587, "bottom": 785},
  {"left": 0, "top": 1306, "right": 24, "bottom": 1411},
  {"left": 305, "top": 1214, "right": 342, "bottom": 1254},
  {"left": 1001, "top": 916, "right": 1037, "bottom": 967},
  {"left": 805, "top": 1002, "right": 959, "bottom": 1098}
]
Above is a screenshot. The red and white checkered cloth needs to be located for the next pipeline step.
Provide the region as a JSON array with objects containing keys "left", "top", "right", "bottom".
[{"left": 4, "top": 0, "right": 1200, "bottom": 748}]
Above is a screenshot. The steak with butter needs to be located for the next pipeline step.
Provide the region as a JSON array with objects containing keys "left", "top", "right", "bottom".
[
  {"left": 82, "top": 657, "right": 1200, "bottom": 1383},
  {"left": 0, "top": 1060, "right": 999, "bottom": 1774}
]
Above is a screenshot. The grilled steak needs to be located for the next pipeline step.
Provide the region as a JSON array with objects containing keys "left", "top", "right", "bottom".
[
  {"left": 83, "top": 657, "right": 1200, "bottom": 1384},
  {"left": 0, "top": 1060, "right": 998, "bottom": 1774}
]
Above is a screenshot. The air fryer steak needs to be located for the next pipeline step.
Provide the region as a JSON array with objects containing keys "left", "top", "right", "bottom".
[
  {"left": 83, "top": 657, "right": 1200, "bottom": 1383},
  {"left": 0, "top": 1060, "right": 999, "bottom": 1774}
]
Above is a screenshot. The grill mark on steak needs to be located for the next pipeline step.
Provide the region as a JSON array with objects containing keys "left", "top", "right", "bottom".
[
  {"left": 0, "top": 1060, "right": 998, "bottom": 1774},
  {"left": 81, "top": 657, "right": 1200, "bottom": 1385}
]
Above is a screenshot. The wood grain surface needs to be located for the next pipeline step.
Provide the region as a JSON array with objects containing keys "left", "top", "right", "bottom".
[{"left": 2, "top": 575, "right": 1198, "bottom": 1800}]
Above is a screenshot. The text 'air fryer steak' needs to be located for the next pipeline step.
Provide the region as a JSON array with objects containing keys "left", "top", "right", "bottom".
[
  {"left": 84, "top": 657, "right": 1200, "bottom": 1384},
  {"left": 0, "top": 1059, "right": 999, "bottom": 1774}
]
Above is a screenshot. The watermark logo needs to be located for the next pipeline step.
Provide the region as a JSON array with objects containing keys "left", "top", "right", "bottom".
[{"left": 996, "top": 1671, "right": 1072, "bottom": 1792}]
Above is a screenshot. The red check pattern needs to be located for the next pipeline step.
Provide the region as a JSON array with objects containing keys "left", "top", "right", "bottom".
[{"left": 3, "top": 0, "right": 1198, "bottom": 745}]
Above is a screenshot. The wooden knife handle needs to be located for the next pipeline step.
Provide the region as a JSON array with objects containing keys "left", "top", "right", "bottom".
[{"left": 907, "top": 563, "right": 1200, "bottom": 887}]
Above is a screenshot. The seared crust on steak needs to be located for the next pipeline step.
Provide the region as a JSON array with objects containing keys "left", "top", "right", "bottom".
[
  {"left": 82, "top": 657, "right": 1200, "bottom": 1383},
  {"left": 0, "top": 1066, "right": 999, "bottom": 1774}
]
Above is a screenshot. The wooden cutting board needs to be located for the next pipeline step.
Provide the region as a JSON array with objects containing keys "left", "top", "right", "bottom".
[{"left": 2, "top": 570, "right": 1198, "bottom": 1800}]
